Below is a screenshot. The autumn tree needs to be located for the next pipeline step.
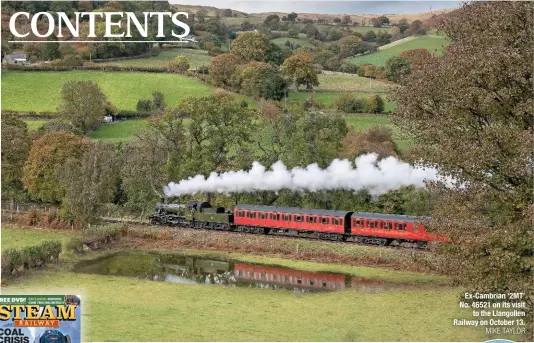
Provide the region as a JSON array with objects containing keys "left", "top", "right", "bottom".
[
  {"left": 281, "top": 51, "right": 319, "bottom": 90},
  {"left": 399, "top": 48, "right": 435, "bottom": 70},
  {"left": 340, "top": 126, "right": 398, "bottom": 160},
  {"left": 58, "top": 81, "right": 107, "bottom": 133},
  {"left": 59, "top": 142, "right": 118, "bottom": 224},
  {"left": 1, "top": 114, "right": 31, "bottom": 201},
  {"left": 230, "top": 32, "right": 270, "bottom": 62},
  {"left": 209, "top": 53, "right": 240, "bottom": 87},
  {"left": 22, "top": 132, "right": 90, "bottom": 203},
  {"left": 392, "top": 2, "right": 533, "bottom": 336}
]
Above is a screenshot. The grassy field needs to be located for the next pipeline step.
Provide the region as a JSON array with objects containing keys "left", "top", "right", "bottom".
[
  {"left": 88, "top": 119, "right": 149, "bottom": 142},
  {"left": 288, "top": 91, "right": 396, "bottom": 112},
  {"left": 315, "top": 73, "right": 394, "bottom": 93},
  {"left": 1, "top": 71, "right": 215, "bottom": 112},
  {"left": 1, "top": 225, "right": 74, "bottom": 250},
  {"left": 24, "top": 119, "right": 48, "bottom": 131},
  {"left": 271, "top": 37, "right": 314, "bottom": 48},
  {"left": 350, "top": 36, "right": 450, "bottom": 66},
  {"left": 1, "top": 227, "right": 490, "bottom": 342},
  {"left": 98, "top": 49, "right": 213, "bottom": 69}
]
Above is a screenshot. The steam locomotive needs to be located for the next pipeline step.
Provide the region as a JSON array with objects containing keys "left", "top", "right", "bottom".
[{"left": 149, "top": 201, "right": 447, "bottom": 247}]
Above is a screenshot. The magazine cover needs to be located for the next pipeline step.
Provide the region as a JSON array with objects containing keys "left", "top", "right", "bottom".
[
  {"left": 0, "top": 295, "right": 81, "bottom": 343},
  {"left": 1, "top": 0, "right": 532, "bottom": 342}
]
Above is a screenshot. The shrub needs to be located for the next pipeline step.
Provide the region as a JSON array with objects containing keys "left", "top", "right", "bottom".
[
  {"left": 338, "top": 61, "right": 359, "bottom": 74},
  {"left": 334, "top": 94, "right": 366, "bottom": 113},
  {"left": 136, "top": 99, "right": 153, "bottom": 114},
  {"left": 61, "top": 54, "right": 84, "bottom": 67},
  {"left": 167, "top": 56, "right": 190, "bottom": 73},
  {"left": 38, "top": 120, "right": 79, "bottom": 134},
  {"left": 1, "top": 240, "right": 63, "bottom": 277},
  {"left": 67, "top": 224, "right": 127, "bottom": 253},
  {"left": 366, "top": 95, "right": 385, "bottom": 113}
]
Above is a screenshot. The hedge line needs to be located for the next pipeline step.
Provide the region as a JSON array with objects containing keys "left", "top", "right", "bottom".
[
  {"left": 1, "top": 240, "right": 62, "bottom": 277},
  {"left": 4, "top": 110, "right": 152, "bottom": 120},
  {"left": 67, "top": 224, "right": 127, "bottom": 253}
]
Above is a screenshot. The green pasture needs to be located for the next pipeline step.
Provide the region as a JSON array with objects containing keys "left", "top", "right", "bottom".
[
  {"left": 350, "top": 36, "right": 450, "bottom": 66},
  {"left": 1, "top": 71, "right": 215, "bottom": 112},
  {"left": 314, "top": 73, "right": 394, "bottom": 93},
  {"left": 98, "top": 49, "right": 213, "bottom": 69},
  {"left": 1, "top": 225, "right": 74, "bottom": 250},
  {"left": 288, "top": 91, "right": 396, "bottom": 112},
  {"left": 271, "top": 37, "right": 314, "bottom": 48}
]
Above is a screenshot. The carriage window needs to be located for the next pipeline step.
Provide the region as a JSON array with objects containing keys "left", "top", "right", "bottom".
[
  {"left": 277, "top": 214, "right": 280, "bottom": 220},
  {"left": 260, "top": 213, "right": 266, "bottom": 219},
  {"left": 394, "top": 223, "right": 399, "bottom": 230},
  {"left": 380, "top": 221, "right": 384, "bottom": 229},
  {"left": 369, "top": 221, "right": 376, "bottom": 229},
  {"left": 384, "top": 222, "right": 391, "bottom": 230},
  {"left": 295, "top": 215, "right": 302, "bottom": 222},
  {"left": 282, "top": 214, "right": 289, "bottom": 221},
  {"left": 321, "top": 217, "right": 329, "bottom": 224}
]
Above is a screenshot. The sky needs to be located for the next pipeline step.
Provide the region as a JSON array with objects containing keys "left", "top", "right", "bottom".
[{"left": 169, "top": 1, "right": 462, "bottom": 15}]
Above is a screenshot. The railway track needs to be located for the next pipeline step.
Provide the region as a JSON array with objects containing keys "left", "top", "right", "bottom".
[{"left": 103, "top": 218, "right": 428, "bottom": 251}]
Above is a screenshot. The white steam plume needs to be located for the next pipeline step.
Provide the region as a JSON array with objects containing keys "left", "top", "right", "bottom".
[{"left": 163, "top": 153, "right": 444, "bottom": 197}]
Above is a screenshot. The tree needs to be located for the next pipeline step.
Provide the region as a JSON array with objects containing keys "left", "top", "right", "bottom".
[
  {"left": 340, "top": 126, "right": 398, "bottom": 160},
  {"left": 22, "top": 133, "right": 90, "bottom": 203},
  {"left": 167, "top": 55, "right": 190, "bottom": 73},
  {"left": 222, "top": 8, "right": 232, "bottom": 17},
  {"left": 136, "top": 99, "right": 153, "bottom": 114},
  {"left": 397, "top": 18, "right": 410, "bottom": 34},
  {"left": 281, "top": 51, "right": 319, "bottom": 90},
  {"left": 327, "top": 28, "right": 342, "bottom": 41},
  {"left": 209, "top": 53, "right": 240, "bottom": 87},
  {"left": 151, "top": 91, "right": 166, "bottom": 114},
  {"left": 230, "top": 32, "right": 270, "bottom": 62},
  {"left": 385, "top": 55, "right": 411, "bottom": 83},
  {"left": 333, "top": 17, "right": 341, "bottom": 24},
  {"left": 287, "top": 12, "right": 298, "bottom": 22},
  {"left": 263, "top": 14, "right": 280, "bottom": 30},
  {"left": 338, "top": 36, "right": 366, "bottom": 58},
  {"left": 58, "top": 81, "right": 107, "bottom": 133},
  {"left": 59, "top": 142, "right": 118, "bottom": 224},
  {"left": 1, "top": 115, "right": 31, "bottom": 201},
  {"left": 265, "top": 42, "right": 289, "bottom": 66},
  {"left": 341, "top": 15, "right": 352, "bottom": 25},
  {"left": 407, "top": 20, "right": 426, "bottom": 36},
  {"left": 37, "top": 35, "right": 60, "bottom": 61},
  {"left": 399, "top": 48, "right": 435, "bottom": 69},
  {"left": 195, "top": 9, "right": 207, "bottom": 23},
  {"left": 363, "top": 30, "right": 377, "bottom": 42},
  {"left": 288, "top": 27, "right": 299, "bottom": 37},
  {"left": 239, "top": 62, "right": 288, "bottom": 100},
  {"left": 392, "top": 2, "right": 533, "bottom": 336}
]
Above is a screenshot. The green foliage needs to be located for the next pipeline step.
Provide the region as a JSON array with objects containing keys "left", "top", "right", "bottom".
[
  {"left": 58, "top": 81, "right": 107, "bottom": 133},
  {"left": 167, "top": 55, "right": 190, "bottom": 73},
  {"left": 61, "top": 54, "right": 83, "bottom": 67},
  {"left": 59, "top": 142, "right": 118, "bottom": 225},
  {"left": 1, "top": 240, "right": 62, "bottom": 277},
  {"left": 231, "top": 32, "right": 270, "bottom": 62},
  {"left": 136, "top": 99, "right": 153, "bottom": 114},
  {"left": 385, "top": 55, "right": 412, "bottom": 83},
  {"left": 1, "top": 114, "right": 30, "bottom": 201},
  {"left": 67, "top": 224, "right": 126, "bottom": 253},
  {"left": 38, "top": 120, "right": 78, "bottom": 134},
  {"left": 334, "top": 94, "right": 365, "bottom": 113},
  {"left": 238, "top": 62, "right": 287, "bottom": 100},
  {"left": 281, "top": 51, "right": 319, "bottom": 90}
]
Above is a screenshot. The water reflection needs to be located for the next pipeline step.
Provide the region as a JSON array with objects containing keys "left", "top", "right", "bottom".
[{"left": 74, "top": 252, "right": 399, "bottom": 293}]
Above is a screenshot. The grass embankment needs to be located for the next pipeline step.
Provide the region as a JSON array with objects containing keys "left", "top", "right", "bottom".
[
  {"left": 1, "top": 71, "right": 215, "bottom": 112},
  {"left": 87, "top": 119, "right": 148, "bottom": 142},
  {"left": 350, "top": 36, "right": 450, "bottom": 66},
  {"left": 1, "top": 226, "right": 489, "bottom": 341},
  {"left": 1, "top": 225, "right": 74, "bottom": 250},
  {"left": 98, "top": 49, "right": 213, "bottom": 69}
]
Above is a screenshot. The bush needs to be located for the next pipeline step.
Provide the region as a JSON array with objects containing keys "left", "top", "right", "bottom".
[
  {"left": 38, "top": 120, "right": 79, "bottom": 134},
  {"left": 136, "top": 99, "right": 153, "bottom": 114},
  {"left": 1, "top": 240, "right": 62, "bottom": 277},
  {"left": 366, "top": 95, "right": 385, "bottom": 113},
  {"left": 334, "top": 94, "right": 366, "bottom": 113},
  {"left": 61, "top": 54, "right": 84, "bottom": 67},
  {"left": 167, "top": 56, "right": 190, "bottom": 73},
  {"left": 67, "top": 224, "right": 127, "bottom": 253},
  {"left": 338, "top": 61, "right": 359, "bottom": 74}
]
